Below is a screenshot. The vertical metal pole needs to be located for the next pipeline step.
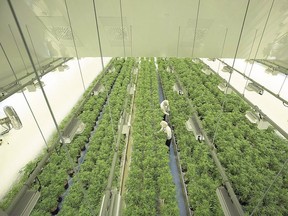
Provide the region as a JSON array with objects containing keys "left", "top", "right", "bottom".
[
  {"left": 212, "top": 0, "right": 251, "bottom": 145},
  {"left": 244, "top": 0, "right": 275, "bottom": 83},
  {"left": 25, "top": 26, "right": 42, "bottom": 72},
  {"left": 227, "top": 0, "right": 251, "bottom": 84},
  {"left": 8, "top": 25, "right": 49, "bottom": 149},
  {"left": 64, "top": 0, "right": 86, "bottom": 90},
  {"left": 7, "top": 0, "right": 65, "bottom": 145},
  {"left": 191, "top": 0, "right": 200, "bottom": 57},
  {"left": 130, "top": 25, "right": 132, "bottom": 56},
  {"left": 242, "top": 29, "right": 258, "bottom": 95},
  {"left": 0, "top": 42, "right": 49, "bottom": 150},
  {"left": 278, "top": 75, "right": 287, "bottom": 96},
  {"left": 217, "top": 28, "right": 228, "bottom": 74},
  {"left": 93, "top": 0, "right": 117, "bottom": 146},
  {"left": 8, "top": 25, "right": 29, "bottom": 73},
  {"left": 243, "top": 29, "right": 258, "bottom": 76},
  {"left": 177, "top": 26, "right": 181, "bottom": 57},
  {"left": 119, "top": 0, "right": 126, "bottom": 57}
]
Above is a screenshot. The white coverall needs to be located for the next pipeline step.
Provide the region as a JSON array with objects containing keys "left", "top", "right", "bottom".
[
  {"left": 158, "top": 121, "right": 172, "bottom": 148},
  {"left": 160, "top": 100, "right": 170, "bottom": 116}
]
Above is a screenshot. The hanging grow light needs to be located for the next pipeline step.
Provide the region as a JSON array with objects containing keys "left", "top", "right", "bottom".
[
  {"left": 93, "top": 82, "right": 105, "bottom": 95},
  {"left": 202, "top": 67, "right": 212, "bottom": 75},
  {"left": 61, "top": 118, "right": 85, "bottom": 144},
  {"left": 216, "top": 186, "right": 242, "bottom": 216},
  {"left": 133, "top": 67, "right": 138, "bottom": 74},
  {"left": 57, "top": 64, "right": 69, "bottom": 72},
  {"left": 185, "top": 115, "right": 204, "bottom": 141},
  {"left": 221, "top": 65, "right": 233, "bottom": 73},
  {"left": 109, "top": 67, "right": 116, "bottom": 73},
  {"left": 245, "top": 111, "right": 260, "bottom": 124},
  {"left": 26, "top": 80, "right": 45, "bottom": 92},
  {"left": 173, "top": 82, "right": 184, "bottom": 95},
  {"left": 127, "top": 83, "right": 135, "bottom": 95},
  {"left": 26, "top": 84, "right": 36, "bottom": 92},
  {"left": 7, "top": 190, "right": 40, "bottom": 216},
  {"left": 245, "top": 59, "right": 254, "bottom": 64},
  {"left": 99, "top": 188, "right": 120, "bottom": 216},
  {"left": 166, "top": 66, "right": 174, "bottom": 73},
  {"left": 118, "top": 110, "right": 131, "bottom": 135},
  {"left": 245, "top": 107, "right": 270, "bottom": 129},
  {"left": 218, "top": 82, "right": 232, "bottom": 94},
  {"left": 245, "top": 82, "right": 264, "bottom": 95},
  {"left": 265, "top": 66, "right": 279, "bottom": 75},
  {"left": 192, "top": 59, "right": 200, "bottom": 63}
]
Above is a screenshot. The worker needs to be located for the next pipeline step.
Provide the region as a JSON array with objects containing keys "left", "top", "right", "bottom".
[
  {"left": 158, "top": 121, "right": 172, "bottom": 151},
  {"left": 160, "top": 100, "right": 170, "bottom": 120}
]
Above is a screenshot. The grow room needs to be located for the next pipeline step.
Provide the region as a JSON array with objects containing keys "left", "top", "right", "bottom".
[{"left": 0, "top": 0, "right": 287, "bottom": 216}]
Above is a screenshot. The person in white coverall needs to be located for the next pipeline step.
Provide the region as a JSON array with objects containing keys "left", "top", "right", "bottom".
[
  {"left": 160, "top": 100, "right": 170, "bottom": 120},
  {"left": 158, "top": 120, "right": 172, "bottom": 150}
]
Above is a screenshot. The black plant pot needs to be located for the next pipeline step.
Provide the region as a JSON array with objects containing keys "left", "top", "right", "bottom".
[
  {"left": 84, "top": 183, "right": 89, "bottom": 190},
  {"left": 81, "top": 145, "right": 86, "bottom": 151},
  {"left": 181, "top": 164, "right": 187, "bottom": 173},
  {"left": 57, "top": 196, "right": 63, "bottom": 202},
  {"left": 75, "top": 157, "right": 79, "bottom": 163},
  {"left": 64, "top": 180, "right": 69, "bottom": 190},
  {"left": 68, "top": 169, "right": 74, "bottom": 177},
  {"left": 51, "top": 206, "right": 60, "bottom": 215}
]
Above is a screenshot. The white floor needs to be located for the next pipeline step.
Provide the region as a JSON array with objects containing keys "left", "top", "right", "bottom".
[
  {"left": 202, "top": 58, "right": 288, "bottom": 134},
  {"left": 0, "top": 57, "right": 111, "bottom": 200}
]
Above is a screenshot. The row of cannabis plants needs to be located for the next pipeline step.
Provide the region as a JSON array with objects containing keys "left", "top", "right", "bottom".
[
  {"left": 0, "top": 58, "right": 120, "bottom": 211},
  {"left": 123, "top": 58, "right": 179, "bottom": 215},
  {"left": 169, "top": 57, "right": 288, "bottom": 215},
  {"left": 157, "top": 58, "right": 223, "bottom": 215},
  {"left": 28, "top": 57, "right": 134, "bottom": 215},
  {"left": 56, "top": 58, "right": 135, "bottom": 215},
  {"left": 29, "top": 58, "right": 127, "bottom": 215}
]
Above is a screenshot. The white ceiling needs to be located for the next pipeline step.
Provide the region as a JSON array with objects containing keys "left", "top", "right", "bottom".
[{"left": 1, "top": 0, "right": 288, "bottom": 92}]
